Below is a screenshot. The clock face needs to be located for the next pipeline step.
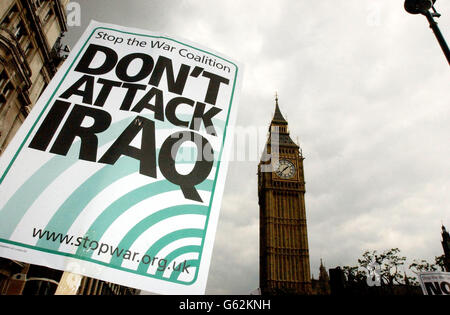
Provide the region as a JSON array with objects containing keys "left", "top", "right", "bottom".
[{"left": 275, "top": 159, "right": 296, "bottom": 179}]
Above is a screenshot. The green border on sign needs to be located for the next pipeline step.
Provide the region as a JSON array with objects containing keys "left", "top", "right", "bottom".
[{"left": 0, "top": 26, "right": 239, "bottom": 286}]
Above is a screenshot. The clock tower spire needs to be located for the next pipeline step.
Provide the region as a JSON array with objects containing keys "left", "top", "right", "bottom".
[{"left": 258, "top": 95, "right": 312, "bottom": 294}]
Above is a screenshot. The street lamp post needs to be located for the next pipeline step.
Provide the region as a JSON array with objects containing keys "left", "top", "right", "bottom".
[{"left": 404, "top": 0, "right": 450, "bottom": 65}]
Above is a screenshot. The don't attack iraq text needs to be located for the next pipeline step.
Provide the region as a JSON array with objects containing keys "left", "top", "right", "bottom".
[{"left": 28, "top": 43, "right": 233, "bottom": 203}]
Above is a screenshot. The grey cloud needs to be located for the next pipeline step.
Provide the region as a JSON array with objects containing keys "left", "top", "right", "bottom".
[{"left": 63, "top": 0, "right": 450, "bottom": 294}]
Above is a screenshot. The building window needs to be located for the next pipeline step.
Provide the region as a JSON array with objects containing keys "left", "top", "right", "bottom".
[
  {"left": 42, "top": 5, "right": 54, "bottom": 23},
  {"left": 0, "top": 95, "right": 6, "bottom": 109},
  {"left": 13, "top": 21, "right": 28, "bottom": 42},
  {"left": 0, "top": 69, "right": 8, "bottom": 89},
  {"left": 2, "top": 82, "right": 14, "bottom": 98},
  {"left": 33, "top": 0, "right": 45, "bottom": 9},
  {"left": 0, "top": 69, "right": 12, "bottom": 108},
  {"left": 1, "top": 4, "right": 19, "bottom": 28},
  {"left": 24, "top": 42, "right": 34, "bottom": 57}
]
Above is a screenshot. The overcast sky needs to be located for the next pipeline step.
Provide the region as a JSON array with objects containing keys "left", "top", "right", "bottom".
[{"left": 63, "top": 0, "right": 450, "bottom": 294}]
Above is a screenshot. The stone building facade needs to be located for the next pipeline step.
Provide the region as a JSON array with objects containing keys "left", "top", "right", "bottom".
[
  {"left": 0, "top": 0, "right": 70, "bottom": 154},
  {"left": 0, "top": 0, "right": 139, "bottom": 295}
]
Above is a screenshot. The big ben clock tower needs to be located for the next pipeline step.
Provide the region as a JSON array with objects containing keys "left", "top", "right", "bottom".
[{"left": 258, "top": 96, "right": 312, "bottom": 294}]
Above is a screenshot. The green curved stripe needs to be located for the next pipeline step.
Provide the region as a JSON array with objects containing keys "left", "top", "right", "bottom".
[
  {"left": 107, "top": 204, "right": 209, "bottom": 267},
  {"left": 169, "top": 259, "right": 199, "bottom": 283},
  {"left": 0, "top": 113, "right": 224, "bottom": 239},
  {"left": 153, "top": 245, "right": 201, "bottom": 278},
  {"left": 38, "top": 145, "right": 216, "bottom": 250},
  {"left": 0, "top": 116, "right": 133, "bottom": 239},
  {"left": 76, "top": 181, "right": 212, "bottom": 258},
  {"left": 137, "top": 228, "right": 204, "bottom": 273},
  {"left": 36, "top": 157, "right": 138, "bottom": 249},
  {"left": 0, "top": 143, "right": 79, "bottom": 238}
]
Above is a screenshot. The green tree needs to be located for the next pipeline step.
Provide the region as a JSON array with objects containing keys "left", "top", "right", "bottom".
[
  {"left": 409, "top": 259, "right": 437, "bottom": 275},
  {"left": 408, "top": 255, "right": 446, "bottom": 284},
  {"left": 357, "top": 248, "right": 406, "bottom": 286},
  {"left": 434, "top": 254, "right": 446, "bottom": 272},
  {"left": 342, "top": 265, "right": 366, "bottom": 284}
]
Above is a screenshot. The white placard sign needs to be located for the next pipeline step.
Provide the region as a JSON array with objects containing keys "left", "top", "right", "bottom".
[
  {"left": 418, "top": 272, "right": 450, "bottom": 295},
  {"left": 0, "top": 21, "right": 242, "bottom": 294}
]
